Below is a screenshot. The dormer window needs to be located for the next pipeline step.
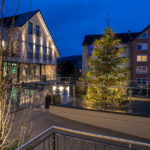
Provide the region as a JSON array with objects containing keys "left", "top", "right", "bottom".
[
  {"left": 138, "top": 31, "right": 148, "bottom": 39},
  {"left": 28, "top": 22, "right": 33, "bottom": 34},
  {"left": 35, "top": 25, "right": 40, "bottom": 37}
]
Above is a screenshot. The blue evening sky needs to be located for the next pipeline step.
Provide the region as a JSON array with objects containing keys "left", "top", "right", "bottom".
[{"left": 3, "top": 0, "right": 150, "bottom": 57}]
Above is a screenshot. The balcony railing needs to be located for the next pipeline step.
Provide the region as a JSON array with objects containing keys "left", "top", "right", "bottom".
[
  {"left": 48, "top": 83, "right": 150, "bottom": 116},
  {"left": 17, "top": 126, "right": 150, "bottom": 150}
]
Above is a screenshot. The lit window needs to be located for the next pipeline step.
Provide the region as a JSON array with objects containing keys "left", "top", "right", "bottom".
[
  {"left": 136, "top": 66, "right": 147, "bottom": 74},
  {"left": 136, "top": 78, "right": 147, "bottom": 85},
  {"left": 35, "top": 25, "right": 40, "bottom": 37},
  {"left": 28, "top": 22, "right": 33, "bottom": 34},
  {"left": 136, "top": 43, "right": 148, "bottom": 50},
  {"left": 137, "top": 55, "right": 147, "bottom": 62},
  {"left": 89, "top": 46, "right": 93, "bottom": 55}
]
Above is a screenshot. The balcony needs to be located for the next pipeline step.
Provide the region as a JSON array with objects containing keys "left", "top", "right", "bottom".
[{"left": 17, "top": 126, "right": 150, "bottom": 150}]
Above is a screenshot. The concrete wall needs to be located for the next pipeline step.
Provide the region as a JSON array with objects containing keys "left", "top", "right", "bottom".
[{"left": 82, "top": 45, "right": 89, "bottom": 75}]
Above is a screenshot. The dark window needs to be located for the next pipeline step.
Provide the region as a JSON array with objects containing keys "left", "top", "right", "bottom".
[
  {"left": 28, "top": 22, "right": 33, "bottom": 34},
  {"left": 136, "top": 44, "right": 142, "bottom": 50},
  {"left": 35, "top": 45, "right": 40, "bottom": 60},
  {"left": 48, "top": 48, "right": 52, "bottom": 62},
  {"left": 35, "top": 25, "right": 40, "bottom": 37},
  {"left": 43, "top": 47, "right": 47, "bottom": 61},
  {"left": 136, "top": 66, "right": 147, "bottom": 74},
  {"left": 27, "top": 43, "right": 33, "bottom": 59},
  {"left": 136, "top": 78, "right": 147, "bottom": 85}
]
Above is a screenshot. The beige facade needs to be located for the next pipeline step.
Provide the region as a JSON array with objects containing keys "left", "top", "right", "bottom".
[{"left": 2, "top": 10, "right": 60, "bottom": 83}]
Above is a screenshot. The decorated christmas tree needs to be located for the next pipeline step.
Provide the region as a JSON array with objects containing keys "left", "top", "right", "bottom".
[{"left": 86, "top": 26, "right": 129, "bottom": 109}]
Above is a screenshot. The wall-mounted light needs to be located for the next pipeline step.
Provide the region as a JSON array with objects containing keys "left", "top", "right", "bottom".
[
  {"left": 59, "top": 86, "right": 64, "bottom": 92},
  {"left": 53, "top": 85, "right": 57, "bottom": 91},
  {"left": 66, "top": 86, "right": 70, "bottom": 92}
]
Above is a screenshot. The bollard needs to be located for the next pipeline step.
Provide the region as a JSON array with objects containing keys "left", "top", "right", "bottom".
[
  {"left": 146, "top": 81, "right": 148, "bottom": 97},
  {"left": 73, "top": 86, "right": 75, "bottom": 106},
  {"left": 51, "top": 85, "right": 53, "bottom": 105},
  {"left": 128, "top": 89, "right": 132, "bottom": 113}
]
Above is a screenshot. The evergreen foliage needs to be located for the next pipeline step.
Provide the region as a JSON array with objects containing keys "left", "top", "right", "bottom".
[{"left": 86, "top": 26, "right": 129, "bottom": 109}]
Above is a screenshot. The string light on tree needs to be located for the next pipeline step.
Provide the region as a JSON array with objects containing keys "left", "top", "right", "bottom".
[{"left": 86, "top": 26, "right": 129, "bottom": 109}]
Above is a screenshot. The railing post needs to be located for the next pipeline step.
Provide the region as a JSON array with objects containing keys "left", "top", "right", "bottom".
[
  {"left": 128, "top": 88, "right": 132, "bottom": 113},
  {"left": 73, "top": 86, "right": 75, "bottom": 106},
  {"left": 146, "top": 81, "right": 149, "bottom": 97},
  {"left": 51, "top": 85, "right": 53, "bottom": 105},
  {"left": 129, "top": 143, "right": 132, "bottom": 150},
  {"left": 52, "top": 133, "right": 55, "bottom": 150}
]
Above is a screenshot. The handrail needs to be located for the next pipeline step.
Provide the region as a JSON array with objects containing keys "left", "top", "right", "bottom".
[
  {"left": 50, "top": 83, "right": 150, "bottom": 89},
  {"left": 17, "top": 126, "right": 54, "bottom": 150},
  {"left": 17, "top": 126, "right": 150, "bottom": 150}
]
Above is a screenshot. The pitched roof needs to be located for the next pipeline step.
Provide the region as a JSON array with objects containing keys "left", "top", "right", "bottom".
[
  {"left": 0, "top": 10, "right": 40, "bottom": 28},
  {"left": 82, "top": 32, "right": 139, "bottom": 45}
]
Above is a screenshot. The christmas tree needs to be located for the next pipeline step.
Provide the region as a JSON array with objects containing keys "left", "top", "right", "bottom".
[{"left": 86, "top": 26, "right": 129, "bottom": 109}]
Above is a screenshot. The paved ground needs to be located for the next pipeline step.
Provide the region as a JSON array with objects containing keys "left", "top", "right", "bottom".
[
  {"left": 49, "top": 106, "right": 150, "bottom": 142},
  {"left": 10, "top": 106, "right": 150, "bottom": 145}
]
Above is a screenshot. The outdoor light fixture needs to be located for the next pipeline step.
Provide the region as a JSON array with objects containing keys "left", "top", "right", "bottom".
[
  {"left": 51, "top": 44, "right": 55, "bottom": 49},
  {"left": 66, "top": 86, "right": 70, "bottom": 92},
  {"left": 2, "top": 40, "right": 5, "bottom": 47},
  {"left": 53, "top": 85, "right": 57, "bottom": 91},
  {"left": 59, "top": 86, "right": 64, "bottom": 92}
]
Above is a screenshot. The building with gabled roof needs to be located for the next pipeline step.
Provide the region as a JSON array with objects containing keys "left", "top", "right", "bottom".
[{"left": 1, "top": 10, "right": 60, "bottom": 83}]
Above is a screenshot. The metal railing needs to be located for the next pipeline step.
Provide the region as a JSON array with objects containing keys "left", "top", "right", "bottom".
[
  {"left": 21, "top": 75, "right": 57, "bottom": 83},
  {"left": 17, "top": 126, "right": 150, "bottom": 150},
  {"left": 49, "top": 83, "right": 150, "bottom": 116}
]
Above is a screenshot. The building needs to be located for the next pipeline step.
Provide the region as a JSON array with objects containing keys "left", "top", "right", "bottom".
[
  {"left": 82, "top": 25, "right": 150, "bottom": 86},
  {"left": 1, "top": 10, "right": 60, "bottom": 83},
  {"left": 131, "top": 25, "right": 150, "bottom": 86},
  {"left": 57, "top": 55, "right": 82, "bottom": 77}
]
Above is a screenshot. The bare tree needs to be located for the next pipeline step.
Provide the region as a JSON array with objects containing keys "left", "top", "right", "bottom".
[{"left": 0, "top": 0, "right": 30, "bottom": 148}]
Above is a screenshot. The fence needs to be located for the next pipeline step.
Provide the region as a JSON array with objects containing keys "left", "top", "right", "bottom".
[
  {"left": 49, "top": 84, "right": 150, "bottom": 116},
  {"left": 17, "top": 126, "right": 150, "bottom": 150}
]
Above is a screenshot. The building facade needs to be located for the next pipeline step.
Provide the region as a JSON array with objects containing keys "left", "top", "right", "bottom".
[
  {"left": 82, "top": 25, "right": 150, "bottom": 86},
  {"left": 131, "top": 25, "right": 150, "bottom": 86},
  {"left": 1, "top": 10, "right": 60, "bottom": 83}
]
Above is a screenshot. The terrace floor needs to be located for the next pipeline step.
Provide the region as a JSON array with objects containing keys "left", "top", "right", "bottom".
[{"left": 10, "top": 106, "right": 150, "bottom": 145}]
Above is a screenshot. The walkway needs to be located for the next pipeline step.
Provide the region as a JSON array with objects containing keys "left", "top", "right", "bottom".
[
  {"left": 49, "top": 105, "right": 150, "bottom": 142},
  {"left": 10, "top": 106, "right": 150, "bottom": 144}
]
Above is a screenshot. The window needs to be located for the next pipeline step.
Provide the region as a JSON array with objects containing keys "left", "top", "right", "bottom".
[
  {"left": 31, "top": 65, "right": 36, "bottom": 75},
  {"left": 136, "top": 78, "right": 147, "bottom": 85},
  {"left": 35, "top": 25, "right": 40, "bottom": 37},
  {"left": 136, "top": 43, "right": 148, "bottom": 50},
  {"left": 43, "top": 47, "right": 47, "bottom": 61},
  {"left": 35, "top": 45, "right": 40, "bottom": 60},
  {"left": 28, "top": 22, "right": 33, "bottom": 34},
  {"left": 137, "top": 55, "right": 147, "bottom": 62},
  {"left": 138, "top": 32, "right": 148, "bottom": 39},
  {"left": 48, "top": 48, "right": 52, "bottom": 62},
  {"left": 27, "top": 43, "right": 33, "bottom": 59},
  {"left": 136, "top": 66, "right": 147, "bottom": 74},
  {"left": 89, "top": 46, "right": 93, "bottom": 55}
]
